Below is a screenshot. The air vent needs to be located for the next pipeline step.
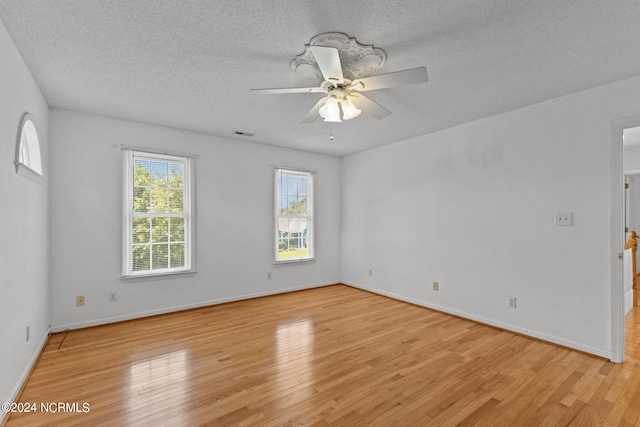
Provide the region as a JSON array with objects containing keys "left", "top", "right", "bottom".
[{"left": 233, "top": 131, "right": 255, "bottom": 137}]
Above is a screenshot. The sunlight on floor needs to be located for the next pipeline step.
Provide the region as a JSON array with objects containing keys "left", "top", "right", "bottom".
[
  {"left": 275, "top": 318, "right": 315, "bottom": 409},
  {"left": 126, "top": 349, "right": 190, "bottom": 424}
]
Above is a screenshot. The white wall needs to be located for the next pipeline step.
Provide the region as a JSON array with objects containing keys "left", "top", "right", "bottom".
[
  {"left": 49, "top": 109, "right": 341, "bottom": 330},
  {"left": 342, "top": 75, "right": 640, "bottom": 359},
  {"left": 0, "top": 19, "right": 50, "bottom": 420},
  {"left": 626, "top": 175, "right": 640, "bottom": 238},
  {"left": 624, "top": 145, "right": 640, "bottom": 171}
]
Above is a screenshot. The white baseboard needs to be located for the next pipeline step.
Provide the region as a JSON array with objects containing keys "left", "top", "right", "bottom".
[
  {"left": 343, "top": 280, "right": 611, "bottom": 360},
  {"left": 51, "top": 281, "right": 338, "bottom": 333},
  {"left": 1, "top": 329, "right": 50, "bottom": 425}
]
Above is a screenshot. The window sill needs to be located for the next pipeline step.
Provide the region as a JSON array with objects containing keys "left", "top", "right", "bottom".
[
  {"left": 121, "top": 269, "right": 196, "bottom": 282},
  {"left": 273, "top": 258, "right": 316, "bottom": 266},
  {"left": 15, "top": 162, "right": 46, "bottom": 185}
]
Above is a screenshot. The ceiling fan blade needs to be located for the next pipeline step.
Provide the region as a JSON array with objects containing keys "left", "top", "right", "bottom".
[
  {"left": 251, "top": 87, "right": 325, "bottom": 94},
  {"left": 301, "top": 97, "right": 328, "bottom": 124},
  {"left": 348, "top": 93, "right": 391, "bottom": 120},
  {"left": 351, "top": 66, "right": 428, "bottom": 92},
  {"left": 310, "top": 46, "right": 344, "bottom": 84}
]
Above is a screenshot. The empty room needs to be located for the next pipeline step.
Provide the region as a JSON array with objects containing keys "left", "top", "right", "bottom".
[{"left": 2, "top": 1, "right": 640, "bottom": 425}]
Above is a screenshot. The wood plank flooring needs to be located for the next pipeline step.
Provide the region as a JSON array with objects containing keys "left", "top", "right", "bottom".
[{"left": 4, "top": 284, "right": 640, "bottom": 426}]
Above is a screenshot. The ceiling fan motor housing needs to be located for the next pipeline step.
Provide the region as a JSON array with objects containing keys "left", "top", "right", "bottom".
[{"left": 291, "top": 32, "right": 387, "bottom": 81}]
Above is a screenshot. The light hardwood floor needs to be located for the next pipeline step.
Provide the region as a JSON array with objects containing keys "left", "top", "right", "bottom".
[{"left": 4, "top": 284, "right": 640, "bottom": 426}]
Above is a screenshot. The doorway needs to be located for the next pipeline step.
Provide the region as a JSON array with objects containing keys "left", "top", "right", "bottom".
[
  {"left": 623, "top": 128, "right": 640, "bottom": 314},
  {"left": 611, "top": 120, "right": 640, "bottom": 363}
]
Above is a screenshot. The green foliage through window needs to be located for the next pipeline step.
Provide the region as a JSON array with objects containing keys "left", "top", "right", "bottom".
[{"left": 127, "top": 153, "right": 189, "bottom": 274}]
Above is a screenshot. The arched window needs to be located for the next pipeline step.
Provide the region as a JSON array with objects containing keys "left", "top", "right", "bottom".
[{"left": 15, "top": 113, "right": 44, "bottom": 182}]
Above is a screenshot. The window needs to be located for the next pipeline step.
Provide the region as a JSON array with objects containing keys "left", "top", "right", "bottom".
[
  {"left": 275, "top": 168, "right": 314, "bottom": 263},
  {"left": 123, "top": 150, "right": 193, "bottom": 277},
  {"left": 15, "top": 112, "right": 44, "bottom": 182}
]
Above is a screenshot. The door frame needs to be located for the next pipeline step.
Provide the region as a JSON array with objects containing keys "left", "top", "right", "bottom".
[{"left": 610, "top": 116, "right": 640, "bottom": 363}]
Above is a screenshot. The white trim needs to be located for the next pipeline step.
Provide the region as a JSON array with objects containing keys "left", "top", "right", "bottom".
[
  {"left": 610, "top": 115, "right": 640, "bottom": 363},
  {"left": 47, "top": 278, "right": 612, "bottom": 358},
  {"left": 0, "top": 330, "right": 50, "bottom": 425},
  {"left": 611, "top": 119, "right": 624, "bottom": 363},
  {"left": 50, "top": 281, "right": 339, "bottom": 332},
  {"left": 270, "top": 164, "right": 317, "bottom": 174},
  {"left": 625, "top": 288, "right": 634, "bottom": 315},
  {"left": 122, "top": 150, "right": 194, "bottom": 277},
  {"left": 274, "top": 168, "right": 315, "bottom": 263},
  {"left": 14, "top": 112, "right": 45, "bottom": 183},
  {"left": 121, "top": 269, "right": 196, "bottom": 281},
  {"left": 344, "top": 281, "right": 611, "bottom": 359},
  {"left": 624, "top": 168, "right": 640, "bottom": 175},
  {"left": 273, "top": 258, "right": 316, "bottom": 266},
  {"left": 15, "top": 162, "right": 46, "bottom": 185},
  {"left": 120, "top": 144, "right": 198, "bottom": 159}
]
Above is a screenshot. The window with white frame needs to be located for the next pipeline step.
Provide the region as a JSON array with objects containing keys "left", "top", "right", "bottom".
[
  {"left": 123, "top": 150, "right": 193, "bottom": 277},
  {"left": 15, "top": 113, "right": 44, "bottom": 182},
  {"left": 275, "top": 168, "right": 314, "bottom": 262}
]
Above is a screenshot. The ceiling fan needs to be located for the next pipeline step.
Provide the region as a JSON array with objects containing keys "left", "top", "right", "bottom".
[{"left": 251, "top": 33, "right": 428, "bottom": 123}]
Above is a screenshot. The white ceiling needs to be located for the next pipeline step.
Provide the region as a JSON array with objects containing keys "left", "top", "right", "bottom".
[{"left": 1, "top": 1, "right": 640, "bottom": 157}]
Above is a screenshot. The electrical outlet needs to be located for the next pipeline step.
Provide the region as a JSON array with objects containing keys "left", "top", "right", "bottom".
[
  {"left": 508, "top": 297, "right": 517, "bottom": 309},
  {"left": 554, "top": 212, "right": 573, "bottom": 226},
  {"left": 369, "top": 269, "right": 373, "bottom": 277},
  {"left": 76, "top": 295, "right": 85, "bottom": 307},
  {"left": 433, "top": 281, "right": 439, "bottom": 291},
  {"left": 108, "top": 292, "right": 118, "bottom": 302},
  {"left": 26, "top": 325, "right": 30, "bottom": 342},
  {"left": 267, "top": 272, "right": 271, "bottom": 280}
]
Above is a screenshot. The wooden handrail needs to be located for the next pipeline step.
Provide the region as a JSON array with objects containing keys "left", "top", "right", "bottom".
[{"left": 626, "top": 230, "right": 638, "bottom": 250}]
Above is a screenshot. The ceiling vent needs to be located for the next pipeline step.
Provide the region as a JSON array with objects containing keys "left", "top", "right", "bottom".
[{"left": 233, "top": 131, "right": 255, "bottom": 137}]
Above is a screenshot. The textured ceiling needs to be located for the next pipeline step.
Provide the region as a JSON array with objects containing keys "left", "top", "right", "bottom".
[{"left": 1, "top": 1, "right": 640, "bottom": 157}]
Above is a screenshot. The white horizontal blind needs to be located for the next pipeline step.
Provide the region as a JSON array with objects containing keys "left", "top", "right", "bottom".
[{"left": 123, "top": 150, "right": 193, "bottom": 276}]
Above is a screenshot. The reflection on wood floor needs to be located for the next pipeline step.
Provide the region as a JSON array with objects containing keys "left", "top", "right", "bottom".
[{"left": 5, "top": 284, "right": 640, "bottom": 426}]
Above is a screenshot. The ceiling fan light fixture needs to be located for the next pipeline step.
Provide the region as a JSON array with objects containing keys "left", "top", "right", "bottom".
[
  {"left": 252, "top": 33, "right": 428, "bottom": 125},
  {"left": 319, "top": 97, "right": 341, "bottom": 122},
  {"left": 340, "top": 98, "right": 361, "bottom": 120}
]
